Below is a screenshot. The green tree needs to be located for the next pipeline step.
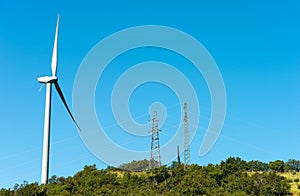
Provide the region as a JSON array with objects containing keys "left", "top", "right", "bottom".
[
  {"left": 221, "top": 157, "right": 248, "bottom": 176},
  {"left": 285, "top": 159, "right": 300, "bottom": 172},
  {"left": 222, "top": 172, "right": 252, "bottom": 195},
  {"left": 169, "top": 161, "right": 181, "bottom": 169},
  {"left": 0, "top": 158, "right": 294, "bottom": 195},
  {"left": 248, "top": 160, "right": 269, "bottom": 172},
  {"left": 72, "top": 164, "right": 117, "bottom": 195},
  {"left": 48, "top": 175, "right": 58, "bottom": 184},
  {"left": 269, "top": 160, "right": 285, "bottom": 172},
  {"left": 0, "top": 188, "right": 13, "bottom": 196},
  {"left": 119, "top": 159, "right": 150, "bottom": 171},
  {"left": 180, "top": 167, "right": 219, "bottom": 195}
]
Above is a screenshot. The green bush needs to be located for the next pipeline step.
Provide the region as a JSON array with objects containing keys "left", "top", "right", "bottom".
[
  {"left": 294, "top": 178, "right": 299, "bottom": 182},
  {"left": 0, "top": 158, "right": 293, "bottom": 195}
]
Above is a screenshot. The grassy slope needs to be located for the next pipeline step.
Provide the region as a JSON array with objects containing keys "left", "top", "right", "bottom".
[
  {"left": 279, "top": 172, "right": 300, "bottom": 196},
  {"left": 110, "top": 170, "right": 147, "bottom": 178},
  {"left": 113, "top": 170, "right": 300, "bottom": 195}
]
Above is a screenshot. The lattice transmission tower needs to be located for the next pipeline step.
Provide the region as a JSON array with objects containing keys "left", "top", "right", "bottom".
[
  {"left": 184, "top": 102, "right": 190, "bottom": 169},
  {"left": 149, "top": 111, "right": 161, "bottom": 169}
]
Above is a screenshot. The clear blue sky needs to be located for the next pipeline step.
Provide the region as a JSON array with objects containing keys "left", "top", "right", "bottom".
[{"left": 0, "top": 0, "right": 299, "bottom": 188}]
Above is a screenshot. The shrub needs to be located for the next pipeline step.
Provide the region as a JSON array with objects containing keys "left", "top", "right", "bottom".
[{"left": 294, "top": 178, "right": 299, "bottom": 182}]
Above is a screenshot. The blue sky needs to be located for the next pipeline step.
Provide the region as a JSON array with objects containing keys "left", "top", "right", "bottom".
[{"left": 0, "top": 0, "right": 299, "bottom": 188}]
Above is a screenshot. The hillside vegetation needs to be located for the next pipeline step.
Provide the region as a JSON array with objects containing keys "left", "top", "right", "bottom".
[
  {"left": 1, "top": 157, "right": 300, "bottom": 195},
  {"left": 280, "top": 172, "right": 300, "bottom": 195}
]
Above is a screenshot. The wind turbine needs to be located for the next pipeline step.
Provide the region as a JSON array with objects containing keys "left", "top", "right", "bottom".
[{"left": 37, "top": 14, "right": 80, "bottom": 184}]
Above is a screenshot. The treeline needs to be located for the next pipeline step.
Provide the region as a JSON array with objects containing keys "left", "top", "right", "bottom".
[
  {"left": 118, "top": 158, "right": 149, "bottom": 171},
  {"left": 1, "top": 157, "right": 299, "bottom": 195},
  {"left": 118, "top": 158, "right": 300, "bottom": 173},
  {"left": 248, "top": 159, "right": 300, "bottom": 173}
]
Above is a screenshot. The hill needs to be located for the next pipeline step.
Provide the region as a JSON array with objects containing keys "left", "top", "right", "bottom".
[
  {"left": 280, "top": 172, "right": 300, "bottom": 195},
  {"left": 118, "top": 158, "right": 150, "bottom": 171},
  {"left": 1, "top": 157, "right": 299, "bottom": 195}
]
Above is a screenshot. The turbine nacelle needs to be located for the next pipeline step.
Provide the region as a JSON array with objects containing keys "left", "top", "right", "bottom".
[{"left": 37, "top": 76, "right": 58, "bottom": 84}]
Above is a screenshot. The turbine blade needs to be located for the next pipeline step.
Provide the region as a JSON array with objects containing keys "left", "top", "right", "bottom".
[
  {"left": 51, "top": 14, "right": 60, "bottom": 77},
  {"left": 54, "top": 81, "right": 82, "bottom": 132}
]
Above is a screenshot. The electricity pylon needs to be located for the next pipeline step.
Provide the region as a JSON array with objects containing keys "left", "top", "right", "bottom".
[
  {"left": 184, "top": 102, "right": 190, "bottom": 170},
  {"left": 149, "top": 111, "right": 161, "bottom": 169}
]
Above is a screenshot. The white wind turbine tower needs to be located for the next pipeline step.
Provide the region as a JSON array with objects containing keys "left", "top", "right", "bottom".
[{"left": 37, "top": 14, "right": 80, "bottom": 184}]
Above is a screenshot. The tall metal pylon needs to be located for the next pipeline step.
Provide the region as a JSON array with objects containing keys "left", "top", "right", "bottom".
[
  {"left": 149, "top": 111, "right": 161, "bottom": 169},
  {"left": 184, "top": 102, "right": 190, "bottom": 169}
]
